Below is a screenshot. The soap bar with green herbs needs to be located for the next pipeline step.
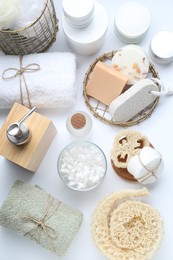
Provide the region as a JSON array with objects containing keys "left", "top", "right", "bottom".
[{"left": 0, "top": 180, "right": 83, "bottom": 256}]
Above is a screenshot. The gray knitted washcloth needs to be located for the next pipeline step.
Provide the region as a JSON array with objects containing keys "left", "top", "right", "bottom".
[{"left": 0, "top": 180, "right": 83, "bottom": 256}]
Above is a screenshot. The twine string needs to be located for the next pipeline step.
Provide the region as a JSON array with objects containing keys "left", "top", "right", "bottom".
[
  {"left": 137, "top": 151, "right": 162, "bottom": 182},
  {"left": 22, "top": 195, "right": 61, "bottom": 251},
  {"left": 2, "top": 55, "right": 40, "bottom": 109}
]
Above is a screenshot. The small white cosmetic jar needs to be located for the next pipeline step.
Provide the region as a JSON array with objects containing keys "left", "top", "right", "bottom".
[
  {"left": 66, "top": 111, "right": 92, "bottom": 138},
  {"left": 149, "top": 31, "right": 173, "bottom": 64},
  {"left": 57, "top": 141, "right": 107, "bottom": 191},
  {"left": 114, "top": 2, "right": 151, "bottom": 43},
  {"left": 62, "top": 0, "right": 108, "bottom": 55}
]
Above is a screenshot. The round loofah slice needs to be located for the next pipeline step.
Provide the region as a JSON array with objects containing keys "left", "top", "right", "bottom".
[
  {"left": 110, "top": 129, "right": 150, "bottom": 169},
  {"left": 111, "top": 159, "right": 136, "bottom": 181},
  {"left": 91, "top": 188, "right": 164, "bottom": 260}
]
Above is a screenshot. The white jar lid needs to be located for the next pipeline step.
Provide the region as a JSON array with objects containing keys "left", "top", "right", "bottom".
[
  {"left": 66, "top": 111, "right": 92, "bottom": 138},
  {"left": 62, "top": 0, "right": 94, "bottom": 28},
  {"left": 62, "top": 1, "right": 108, "bottom": 55},
  {"left": 149, "top": 31, "right": 173, "bottom": 64},
  {"left": 115, "top": 2, "right": 151, "bottom": 43}
]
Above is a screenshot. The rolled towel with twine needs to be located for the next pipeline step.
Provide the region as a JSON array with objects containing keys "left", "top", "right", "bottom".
[
  {"left": 0, "top": 180, "right": 83, "bottom": 257},
  {"left": 0, "top": 52, "right": 76, "bottom": 109}
]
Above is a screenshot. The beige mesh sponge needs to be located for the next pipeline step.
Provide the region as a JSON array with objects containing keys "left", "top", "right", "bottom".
[
  {"left": 110, "top": 130, "right": 150, "bottom": 168},
  {"left": 91, "top": 188, "right": 163, "bottom": 260}
]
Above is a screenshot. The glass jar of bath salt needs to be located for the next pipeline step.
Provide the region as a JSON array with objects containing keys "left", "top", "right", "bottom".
[
  {"left": 114, "top": 2, "right": 151, "bottom": 43},
  {"left": 62, "top": 0, "right": 108, "bottom": 55},
  {"left": 57, "top": 141, "right": 107, "bottom": 191}
]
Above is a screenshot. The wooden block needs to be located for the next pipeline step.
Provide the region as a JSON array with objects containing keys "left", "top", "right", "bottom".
[{"left": 0, "top": 102, "right": 57, "bottom": 172}]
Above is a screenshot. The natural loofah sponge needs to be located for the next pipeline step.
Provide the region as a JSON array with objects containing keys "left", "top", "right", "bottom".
[
  {"left": 111, "top": 129, "right": 150, "bottom": 168},
  {"left": 91, "top": 188, "right": 163, "bottom": 260}
]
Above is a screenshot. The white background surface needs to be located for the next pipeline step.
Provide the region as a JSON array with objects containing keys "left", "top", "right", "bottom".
[{"left": 0, "top": 0, "right": 173, "bottom": 259}]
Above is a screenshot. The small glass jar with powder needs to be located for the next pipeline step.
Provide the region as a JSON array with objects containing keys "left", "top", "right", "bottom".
[
  {"left": 62, "top": 0, "right": 108, "bottom": 55},
  {"left": 57, "top": 141, "right": 107, "bottom": 191},
  {"left": 66, "top": 111, "right": 92, "bottom": 138},
  {"left": 114, "top": 2, "right": 151, "bottom": 43}
]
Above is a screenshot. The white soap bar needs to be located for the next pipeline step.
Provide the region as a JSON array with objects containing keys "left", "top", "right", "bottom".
[
  {"left": 112, "top": 45, "right": 149, "bottom": 85},
  {"left": 127, "top": 146, "right": 162, "bottom": 184},
  {"left": 109, "top": 78, "right": 159, "bottom": 123}
]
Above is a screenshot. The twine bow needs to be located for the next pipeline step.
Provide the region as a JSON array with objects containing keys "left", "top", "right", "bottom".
[
  {"left": 2, "top": 55, "right": 40, "bottom": 108},
  {"left": 22, "top": 195, "right": 61, "bottom": 252}
]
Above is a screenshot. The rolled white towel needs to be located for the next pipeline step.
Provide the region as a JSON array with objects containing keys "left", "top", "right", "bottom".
[{"left": 0, "top": 52, "right": 76, "bottom": 109}]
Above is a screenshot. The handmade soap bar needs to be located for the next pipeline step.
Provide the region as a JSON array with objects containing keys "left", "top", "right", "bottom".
[
  {"left": 127, "top": 146, "right": 162, "bottom": 184},
  {"left": 86, "top": 61, "right": 129, "bottom": 105},
  {"left": 0, "top": 180, "right": 83, "bottom": 257},
  {"left": 112, "top": 45, "right": 149, "bottom": 85}
]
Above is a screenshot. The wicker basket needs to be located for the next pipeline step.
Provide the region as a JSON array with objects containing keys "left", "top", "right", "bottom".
[
  {"left": 83, "top": 51, "right": 160, "bottom": 127},
  {"left": 0, "top": 0, "right": 58, "bottom": 55}
]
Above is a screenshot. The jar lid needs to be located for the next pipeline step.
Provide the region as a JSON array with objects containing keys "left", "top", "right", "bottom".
[
  {"left": 66, "top": 111, "right": 92, "bottom": 138},
  {"left": 149, "top": 31, "right": 173, "bottom": 64},
  {"left": 62, "top": 1, "right": 108, "bottom": 55},
  {"left": 71, "top": 113, "right": 86, "bottom": 129},
  {"left": 62, "top": 0, "right": 94, "bottom": 28},
  {"left": 115, "top": 2, "right": 151, "bottom": 43}
]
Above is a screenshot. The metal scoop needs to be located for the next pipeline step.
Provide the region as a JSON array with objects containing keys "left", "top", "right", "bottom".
[{"left": 6, "top": 107, "right": 36, "bottom": 145}]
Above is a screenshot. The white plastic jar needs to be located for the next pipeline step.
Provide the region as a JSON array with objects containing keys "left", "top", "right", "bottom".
[
  {"left": 62, "top": 0, "right": 108, "bottom": 55},
  {"left": 114, "top": 2, "right": 151, "bottom": 43},
  {"left": 66, "top": 111, "right": 92, "bottom": 139},
  {"left": 149, "top": 31, "right": 173, "bottom": 64}
]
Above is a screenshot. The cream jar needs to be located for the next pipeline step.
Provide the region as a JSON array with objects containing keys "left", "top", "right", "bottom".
[
  {"left": 114, "top": 2, "right": 151, "bottom": 43},
  {"left": 149, "top": 31, "right": 173, "bottom": 64},
  {"left": 62, "top": 0, "right": 108, "bottom": 55},
  {"left": 66, "top": 111, "right": 92, "bottom": 138}
]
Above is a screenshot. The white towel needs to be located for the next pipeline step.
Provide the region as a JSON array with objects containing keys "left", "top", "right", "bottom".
[{"left": 0, "top": 52, "right": 76, "bottom": 109}]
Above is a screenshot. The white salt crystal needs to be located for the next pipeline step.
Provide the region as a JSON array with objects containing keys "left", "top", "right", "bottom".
[{"left": 58, "top": 141, "right": 107, "bottom": 190}]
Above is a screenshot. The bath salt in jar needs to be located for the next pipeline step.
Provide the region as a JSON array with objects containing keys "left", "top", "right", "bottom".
[
  {"left": 62, "top": 0, "right": 108, "bottom": 55},
  {"left": 57, "top": 141, "right": 107, "bottom": 191}
]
